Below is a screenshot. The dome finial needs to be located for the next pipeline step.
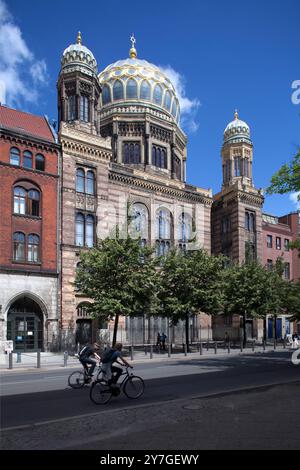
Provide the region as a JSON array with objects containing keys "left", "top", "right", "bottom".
[
  {"left": 129, "top": 33, "right": 137, "bottom": 58},
  {"left": 234, "top": 109, "right": 238, "bottom": 120},
  {"left": 77, "top": 31, "right": 82, "bottom": 45}
]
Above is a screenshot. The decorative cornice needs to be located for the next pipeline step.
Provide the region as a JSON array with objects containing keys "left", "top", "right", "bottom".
[
  {"left": 60, "top": 124, "right": 112, "bottom": 161},
  {"left": 109, "top": 169, "right": 212, "bottom": 205},
  {"left": 0, "top": 129, "right": 59, "bottom": 152}
]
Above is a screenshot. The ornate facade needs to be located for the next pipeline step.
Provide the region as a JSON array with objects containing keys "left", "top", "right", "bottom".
[{"left": 58, "top": 34, "right": 212, "bottom": 349}]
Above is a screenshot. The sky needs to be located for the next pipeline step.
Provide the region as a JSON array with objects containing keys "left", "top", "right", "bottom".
[{"left": 0, "top": 0, "right": 299, "bottom": 216}]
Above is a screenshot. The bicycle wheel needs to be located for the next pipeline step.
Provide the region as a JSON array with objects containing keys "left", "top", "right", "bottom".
[
  {"left": 90, "top": 380, "right": 113, "bottom": 405},
  {"left": 123, "top": 375, "right": 145, "bottom": 399},
  {"left": 68, "top": 370, "right": 85, "bottom": 389}
]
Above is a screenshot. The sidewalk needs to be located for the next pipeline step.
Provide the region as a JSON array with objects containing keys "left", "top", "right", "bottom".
[{"left": 0, "top": 342, "right": 292, "bottom": 371}]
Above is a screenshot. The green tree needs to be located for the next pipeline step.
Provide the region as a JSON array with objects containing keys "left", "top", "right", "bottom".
[
  {"left": 267, "top": 150, "right": 300, "bottom": 196},
  {"left": 224, "top": 262, "right": 273, "bottom": 346},
  {"left": 158, "top": 249, "right": 225, "bottom": 350},
  {"left": 75, "top": 232, "right": 158, "bottom": 346},
  {"left": 267, "top": 150, "right": 300, "bottom": 253}
]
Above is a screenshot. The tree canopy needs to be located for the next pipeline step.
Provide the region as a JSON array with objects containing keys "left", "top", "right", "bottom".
[{"left": 75, "top": 233, "right": 158, "bottom": 346}]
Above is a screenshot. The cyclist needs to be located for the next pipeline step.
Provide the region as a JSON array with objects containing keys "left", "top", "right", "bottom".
[
  {"left": 78, "top": 342, "right": 101, "bottom": 380},
  {"left": 101, "top": 342, "right": 132, "bottom": 386}
]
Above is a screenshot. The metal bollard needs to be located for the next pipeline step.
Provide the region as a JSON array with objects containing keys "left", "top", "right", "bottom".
[
  {"left": 9, "top": 352, "right": 13, "bottom": 369},
  {"left": 16, "top": 351, "right": 21, "bottom": 363},
  {"left": 184, "top": 344, "right": 187, "bottom": 356},
  {"left": 252, "top": 340, "right": 255, "bottom": 352},
  {"left": 274, "top": 339, "right": 277, "bottom": 350},
  {"left": 206, "top": 341, "right": 209, "bottom": 351},
  {"left": 63, "top": 351, "right": 68, "bottom": 367},
  {"left": 240, "top": 340, "right": 243, "bottom": 353},
  {"left": 283, "top": 338, "right": 286, "bottom": 349},
  {"left": 227, "top": 343, "right": 230, "bottom": 354},
  {"left": 168, "top": 343, "right": 171, "bottom": 358},
  {"left": 130, "top": 345, "right": 134, "bottom": 360},
  {"left": 214, "top": 342, "right": 217, "bottom": 354},
  {"left": 200, "top": 342, "right": 203, "bottom": 355},
  {"left": 263, "top": 340, "right": 266, "bottom": 351},
  {"left": 150, "top": 344, "right": 153, "bottom": 359},
  {"left": 37, "top": 350, "right": 41, "bottom": 368},
  {"left": 145, "top": 344, "right": 147, "bottom": 355}
]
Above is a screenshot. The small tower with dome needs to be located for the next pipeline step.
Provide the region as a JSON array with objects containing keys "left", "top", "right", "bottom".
[
  {"left": 211, "top": 110, "right": 264, "bottom": 265},
  {"left": 57, "top": 32, "right": 101, "bottom": 134},
  {"left": 222, "top": 110, "right": 253, "bottom": 189}
]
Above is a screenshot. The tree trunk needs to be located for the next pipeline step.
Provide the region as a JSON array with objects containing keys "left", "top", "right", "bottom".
[
  {"left": 185, "top": 313, "right": 190, "bottom": 352},
  {"left": 263, "top": 317, "right": 267, "bottom": 342},
  {"left": 112, "top": 313, "right": 119, "bottom": 347},
  {"left": 274, "top": 314, "right": 277, "bottom": 341},
  {"left": 243, "top": 312, "right": 247, "bottom": 347}
]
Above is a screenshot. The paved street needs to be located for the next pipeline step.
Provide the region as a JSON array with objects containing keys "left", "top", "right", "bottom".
[{"left": 1, "top": 350, "right": 300, "bottom": 450}]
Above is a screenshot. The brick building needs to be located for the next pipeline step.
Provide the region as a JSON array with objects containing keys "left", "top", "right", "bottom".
[
  {"left": 0, "top": 105, "right": 60, "bottom": 351},
  {"left": 262, "top": 211, "right": 300, "bottom": 338}
]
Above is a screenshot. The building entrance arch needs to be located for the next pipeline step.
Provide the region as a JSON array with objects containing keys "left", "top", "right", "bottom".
[{"left": 7, "top": 296, "right": 44, "bottom": 351}]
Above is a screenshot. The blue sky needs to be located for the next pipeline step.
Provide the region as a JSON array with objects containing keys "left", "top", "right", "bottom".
[{"left": 1, "top": 0, "right": 299, "bottom": 215}]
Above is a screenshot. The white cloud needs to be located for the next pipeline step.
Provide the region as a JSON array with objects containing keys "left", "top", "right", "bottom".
[
  {"left": 0, "top": 0, "right": 48, "bottom": 106},
  {"left": 160, "top": 65, "right": 201, "bottom": 134},
  {"left": 289, "top": 192, "right": 300, "bottom": 209}
]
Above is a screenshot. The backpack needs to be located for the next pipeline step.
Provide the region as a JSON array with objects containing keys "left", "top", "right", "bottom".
[{"left": 101, "top": 347, "right": 116, "bottom": 364}]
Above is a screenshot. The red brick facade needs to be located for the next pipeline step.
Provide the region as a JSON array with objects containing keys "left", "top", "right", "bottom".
[{"left": 0, "top": 129, "right": 59, "bottom": 273}]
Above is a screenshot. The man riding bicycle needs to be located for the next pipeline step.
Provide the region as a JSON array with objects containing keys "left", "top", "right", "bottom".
[
  {"left": 78, "top": 342, "right": 101, "bottom": 380},
  {"left": 101, "top": 343, "right": 132, "bottom": 386}
]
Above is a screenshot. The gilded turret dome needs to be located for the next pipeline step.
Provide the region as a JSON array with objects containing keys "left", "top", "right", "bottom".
[
  {"left": 98, "top": 35, "right": 180, "bottom": 123},
  {"left": 224, "top": 110, "right": 251, "bottom": 144},
  {"left": 61, "top": 32, "right": 98, "bottom": 77}
]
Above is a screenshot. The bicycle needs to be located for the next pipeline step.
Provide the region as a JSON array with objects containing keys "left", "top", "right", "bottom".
[
  {"left": 68, "top": 362, "right": 103, "bottom": 389},
  {"left": 89, "top": 365, "right": 145, "bottom": 404}
]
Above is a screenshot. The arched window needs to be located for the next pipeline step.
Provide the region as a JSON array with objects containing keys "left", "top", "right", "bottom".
[
  {"left": 152, "top": 145, "right": 167, "bottom": 169},
  {"left": 126, "top": 79, "right": 137, "bottom": 99},
  {"left": 86, "top": 171, "right": 95, "bottom": 195},
  {"left": 68, "top": 95, "right": 76, "bottom": 120},
  {"left": 35, "top": 154, "right": 45, "bottom": 171},
  {"left": 28, "top": 189, "right": 40, "bottom": 216},
  {"left": 234, "top": 157, "right": 241, "bottom": 177},
  {"left": 164, "top": 91, "right": 171, "bottom": 111},
  {"left": 171, "top": 100, "right": 177, "bottom": 118},
  {"left": 245, "top": 212, "right": 250, "bottom": 231},
  {"left": 86, "top": 215, "right": 94, "bottom": 247},
  {"left": 76, "top": 213, "right": 84, "bottom": 246},
  {"left": 124, "top": 143, "right": 130, "bottom": 163},
  {"left": 123, "top": 142, "right": 140, "bottom": 164},
  {"left": 80, "top": 95, "right": 89, "bottom": 122},
  {"left": 28, "top": 234, "right": 40, "bottom": 262},
  {"left": 113, "top": 80, "right": 124, "bottom": 100},
  {"left": 140, "top": 80, "right": 151, "bottom": 100},
  {"left": 23, "top": 151, "right": 33, "bottom": 169},
  {"left": 102, "top": 85, "right": 111, "bottom": 105},
  {"left": 131, "top": 203, "right": 148, "bottom": 240},
  {"left": 153, "top": 84, "right": 162, "bottom": 105},
  {"left": 14, "top": 186, "right": 26, "bottom": 214},
  {"left": 134, "top": 144, "right": 140, "bottom": 163},
  {"left": 10, "top": 147, "right": 20, "bottom": 166},
  {"left": 76, "top": 168, "right": 85, "bottom": 193},
  {"left": 156, "top": 208, "right": 171, "bottom": 240},
  {"left": 13, "top": 232, "right": 25, "bottom": 261},
  {"left": 178, "top": 213, "right": 192, "bottom": 242},
  {"left": 152, "top": 146, "right": 156, "bottom": 166}
]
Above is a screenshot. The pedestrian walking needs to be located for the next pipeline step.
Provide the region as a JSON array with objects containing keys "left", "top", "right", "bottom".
[{"left": 160, "top": 332, "right": 167, "bottom": 351}]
